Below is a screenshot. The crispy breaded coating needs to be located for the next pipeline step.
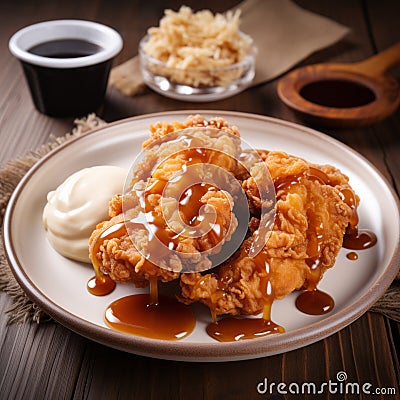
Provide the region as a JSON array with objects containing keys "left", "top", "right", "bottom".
[
  {"left": 90, "top": 186, "right": 237, "bottom": 286},
  {"left": 89, "top": 216, "right": 176, "bottom": 285},
  {"left": 89, "top": 115, "right": 240, "bottom": 288},
  {"left": 180, "top": 151, "right": 355, "bottom": 315},
  {"left": 143, "top": 114, "right": 240, "bottom": 148}
]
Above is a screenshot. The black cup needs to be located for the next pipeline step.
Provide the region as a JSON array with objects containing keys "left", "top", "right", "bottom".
[{"left": 9, "top": 20, "right": 123, "bottom": 117}]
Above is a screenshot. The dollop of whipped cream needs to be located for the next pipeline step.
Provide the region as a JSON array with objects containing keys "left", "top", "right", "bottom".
[{"left": 43, "top": 166, "right": 127, "bottom": 263}]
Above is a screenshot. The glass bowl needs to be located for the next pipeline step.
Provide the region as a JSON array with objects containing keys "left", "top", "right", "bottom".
[{"left": 138, "top": 34, "right": 256, "bottom": 102}]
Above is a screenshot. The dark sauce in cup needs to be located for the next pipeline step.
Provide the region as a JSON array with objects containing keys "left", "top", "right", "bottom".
[
  {"left": 28, "top": 39, "right": 102, "bottom": 58},
  {"left": 22, "top": 39, "right": 111, "bottom": 117}
]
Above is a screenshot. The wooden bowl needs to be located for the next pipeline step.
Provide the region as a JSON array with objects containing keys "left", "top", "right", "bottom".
[{"left": 277, "top": 42, "right": 400, "bottom": 128}]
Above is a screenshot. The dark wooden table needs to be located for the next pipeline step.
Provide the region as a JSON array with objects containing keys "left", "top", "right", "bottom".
[{"left": 1, "top": 1, "right": 399, "bottom": 399}]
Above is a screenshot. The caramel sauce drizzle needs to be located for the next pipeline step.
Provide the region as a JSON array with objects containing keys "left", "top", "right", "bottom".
[
  {"left": 295, "top": 289, "right": 335, "bottom": 315},
  {"left": 86, "top": 222, "right": 125, "bottom": 296},
  {"left": 340, "top": 187, "right": 377, "bottom": 253},
  {"left": 274, "top": 167, "right": 336, "bottom": 314},
  {"left": 88, "top": 146, "right": 227, "bottom": 300},
  {"left": 206, "top": 312, "right": 284, "bottom": 342},
  {"left": 89, "top": 144, "right": 237, "bottom": 340},
  {"left": 206, "top": 249, "right": 285, "bottom": 342},
  {"left": 249, "top": 163, "right": 371, "bottom": 332},
  {"left": 346, "top": 251, "right": 358, "bottom": 261},
  {"left": 104, "top": 294, "right": 196, "bottom": 340},
  {"left": 275, "top": 166, "right": 376, "bottom": 316},
  {"left": 86, "top": 274, "right": 116, "bottom": 296},
  {"left": 343, "top": 230, "right": 377, "bottom": 250},
  {"left": 149, "top": 278, "right": 159, "bottom": 305},
  {"left": 207, "top": 167, "right": 335, "bottom": 340}
]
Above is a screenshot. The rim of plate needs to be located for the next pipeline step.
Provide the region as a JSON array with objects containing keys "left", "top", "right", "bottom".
[{"left": 3, "top": 110, "right": 400, "bottom": 362}]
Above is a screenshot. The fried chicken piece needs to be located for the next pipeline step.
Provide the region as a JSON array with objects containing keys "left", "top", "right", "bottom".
[
  {"left": 90, "top": 181, "right": 237, "bottom": 286},
  {"left": 143, "top": 114, "right": 240, "bottom": 148},
  {"left": 89, "top": 215, "right": 176, "bottom": 286},
  {"left": 180, "top": 151, "right": 355, "bottom": 315},
  {"left": 89, "top": 116, "right": 241, "bottom": 288},
  {"left": 180, "top": 238, "right": 270, "bottom": 315}
]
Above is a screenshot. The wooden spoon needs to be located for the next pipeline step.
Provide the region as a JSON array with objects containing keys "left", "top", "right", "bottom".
[{"left": 277, "top": 42, "right": 400, "bottom": 128}]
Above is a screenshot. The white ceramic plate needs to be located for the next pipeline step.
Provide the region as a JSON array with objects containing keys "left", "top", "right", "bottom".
[{"left": 4, "top": 111, "right": 400, "bottom": 362}]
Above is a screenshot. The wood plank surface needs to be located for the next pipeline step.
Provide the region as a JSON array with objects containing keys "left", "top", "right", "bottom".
[{"left": 1, "top": 1, "right": 399, "bottom": 399}]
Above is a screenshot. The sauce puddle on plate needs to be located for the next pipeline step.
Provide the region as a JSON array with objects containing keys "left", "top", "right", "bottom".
[
  {"left": 346, "top": 251, "right": 359, "bottom": 261},
  {"left": 343, "top": 229, "right": 377, "bottom": 250},
  {"left": 88, "top": 276, "right": 195, "bottom": 341},
  {"left": 87, "top": 274, "right": 116, "bottom": 296},
  {"left": 104, "top": 293, "right": 195, "bottom": 340},
  {"left": 295, "top": 289, "right": 335, "bottom": 315},
  {"left": 207, "top": 303, "right": 285, "bottom": 342}
]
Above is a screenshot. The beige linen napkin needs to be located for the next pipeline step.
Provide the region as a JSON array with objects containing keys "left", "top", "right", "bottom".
[{"left": 110, "top": 0, "right": 350, "bottom": 96}]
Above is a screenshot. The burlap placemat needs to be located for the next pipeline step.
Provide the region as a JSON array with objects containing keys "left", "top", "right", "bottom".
[
  {"left": 0, "top": 114, "right": 106, "bottom": 323},
  {"left": 1, "top": 114, "right": 399, "bottom": 324}
]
